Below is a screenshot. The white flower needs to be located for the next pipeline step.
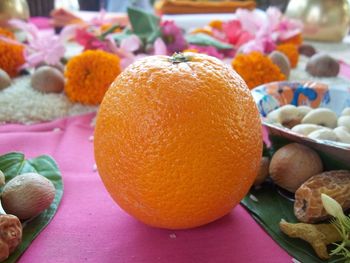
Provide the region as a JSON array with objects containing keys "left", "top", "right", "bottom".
[{"left": 321, "top": 193, "right": 345, "bottom": 219}]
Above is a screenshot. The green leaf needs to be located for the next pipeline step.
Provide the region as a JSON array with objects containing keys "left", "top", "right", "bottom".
[
  {"left": 241, "top": 182, "right": 342, "bottom": 263},
  {"left": 185, "top": 33, "right": 233, "bottom": 50},
  {"left": 0, "top": 152, "right": 63, "bottom": 263},
  {"left": 109, "top": 29, "right": 134, "bottom": 43},
  {"left": 127, "top": 7, "right": 161, "bottom": 44}
]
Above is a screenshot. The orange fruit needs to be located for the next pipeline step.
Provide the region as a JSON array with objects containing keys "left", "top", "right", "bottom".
[{"left": 94, "top": 53, "right": 262, "bottom": 229}]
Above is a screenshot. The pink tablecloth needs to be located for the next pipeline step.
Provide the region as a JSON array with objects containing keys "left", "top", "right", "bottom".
[{"left": 0, "top": 113, "right": 291, "bottom": 263}]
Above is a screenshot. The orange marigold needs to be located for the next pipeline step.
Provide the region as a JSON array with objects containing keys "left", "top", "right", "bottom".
[
  {"left": 280, "top": 33, "right": 303, "bottom": 46},
  {"left": 209, "top": 20, "right": 223, "bottom": 30},
  {"left": 276, "top": 43, "right": 299, "bottom": 68},
  {"left": 232, "top": 51, "right": 286, "bottom": 89},
  {"left": 0, "top": 27, "right": 15, "bottom": 39},
  {"left": 0, "top": 40, "right": 25, "bottom": 77},
  {"left": 64, "top": 50, "right": 121, "bottom": 105}
]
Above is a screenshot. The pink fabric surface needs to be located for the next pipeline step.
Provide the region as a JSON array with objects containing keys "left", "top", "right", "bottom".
[{"left": 0, "top": 113, "right": 291, "bottom": 263}]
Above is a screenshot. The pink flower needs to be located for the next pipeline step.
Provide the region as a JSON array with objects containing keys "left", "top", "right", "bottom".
[
  {"left": 75, "top": 27, "right": 108, "bottom": 51},
  {"left": 266, "top": 7, "right": 303, "bottom": 41},
  {"left": 161, "top": 20, "right": 187, "bottom": 54},
  {"left": 222, "top": 20, "right": 253, "bottom": 47},
  {"left": 188, "top": 45, "right": 224, "bottom": 59},
  {"left": 9, "top": 19, "right": 71, "bottom": 68},
  {"left": 236, "top": 9, "right": 268, "bottom": 34}
]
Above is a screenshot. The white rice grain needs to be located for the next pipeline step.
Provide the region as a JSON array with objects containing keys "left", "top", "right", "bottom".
[{"left": 0, "top": 76, "right": 97, "bottom": 124}]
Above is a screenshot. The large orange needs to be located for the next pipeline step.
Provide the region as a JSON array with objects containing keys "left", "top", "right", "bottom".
[{"left": 94, "top": 53, "right": 262, "bottom": 229}]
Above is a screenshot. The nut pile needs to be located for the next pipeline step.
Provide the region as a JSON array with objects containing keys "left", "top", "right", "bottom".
[{"left": 266, "top": 105, "right": 350, "bottom": 144}]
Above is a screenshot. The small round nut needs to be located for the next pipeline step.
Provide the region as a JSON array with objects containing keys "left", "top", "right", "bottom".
[
  {"left": 31, "top": 66, "right": 65, "bottom": 94},
  {"left": 269, "top": 143, "right": 323, "bottom": 193},
  {"left": 306, "top": 53, "right": 340, "bottom": 77},
  {"left": 0, "top": 69, "right": 11, "bottom": 90},
  {"left": 269, "top": 51, "right": 291, "bottom": 79}
]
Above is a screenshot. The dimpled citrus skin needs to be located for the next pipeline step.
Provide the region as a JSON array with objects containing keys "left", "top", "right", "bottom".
[{"left": 94, "top": 53, "right": 262, "bottom": 229}]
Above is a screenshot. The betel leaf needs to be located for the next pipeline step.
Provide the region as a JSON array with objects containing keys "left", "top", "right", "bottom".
[
  {"left": 127, "top": 7, "right": 161, "bottom": 44},
  {"left": 241, "top": 182, "right": 341, "bottom": 262},
  {"left": 0, "top": 152, "right": 63, "bottom": 263},
  {"left": 185, "top": 33, "right": 233, "bottom": 50}
]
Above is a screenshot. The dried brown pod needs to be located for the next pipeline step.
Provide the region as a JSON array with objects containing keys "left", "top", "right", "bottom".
[
  {"left": 294, "top": 170, "right": 350, "bottom": 223},
  {"left": 0, "top": 214, "right": 22, "bottom": 262},
  {"left": 279, "top": 219, "right": 340, "bottom": 259}
]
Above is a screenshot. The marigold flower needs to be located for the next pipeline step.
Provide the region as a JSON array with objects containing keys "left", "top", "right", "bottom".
[
  {"left": 0, "top": 27, "right": 15, "bottom": 39},
  {"left": 276, "top": 43, "right": 299, "bottom": 68},
  {"left": 280, "top": 33, "right": 303, "bottom": 46},
  {"left": 64, "top": 50, "right": 121, "bottom": 105},
  {"left": 209, "top": 20, "right": 223, "bottom": 31},
  {"left": 0, "top": 40, "right": 25, "bottom": 77},
  {"left": 232, "top": 51, "right": 286, "bottom": 89}
]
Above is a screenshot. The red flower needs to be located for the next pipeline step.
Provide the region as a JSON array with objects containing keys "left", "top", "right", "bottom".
[
  {"left": 75, "top": 27, "right": 108, "bottom": 51},
  {"left": 222, "top": 20, "right": 253, "bottom": 47}
]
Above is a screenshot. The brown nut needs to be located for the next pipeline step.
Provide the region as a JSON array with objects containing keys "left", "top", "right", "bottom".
[
  {"left": 294, "top": 170, "right": 350, "bottom": 223},
  {"left": 269, "top": 143, "right": 323, "bottom": 193},
  {"left": 254, "top": 157, "right": 270, "bottom": 186},
  {"left": 0, "top": 69, "right": 11, "bottom": 90},
  {"left": 306, "top": 53, "right": 340, "bottom": 77},
  {"left": 269, "top": 51, "right": 291, "bottom": 79},
  {"left": 2, "top": 173, "right": 56, "bottom": 220},
  {"left": 31, "top": 66, "right": 65, "bottom": 94},
  {"left": 0, "top": 214, "right": 22, "bottom": 262},
  {"left": 298, "top": 44, "right": 316, "bottom": 57}
]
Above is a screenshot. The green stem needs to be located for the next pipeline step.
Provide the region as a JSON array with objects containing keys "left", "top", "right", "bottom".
[{"left": 169, "top": 53, "right": 190, "bottom": 64}]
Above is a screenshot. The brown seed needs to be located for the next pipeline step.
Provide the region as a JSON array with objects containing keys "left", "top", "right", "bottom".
[
  {"left": 0, "top": 69, "right": 11, "bottom": 90},
  {"left": 1, "top": 173, "right": 56, "bottom": 220},
  {"left": 269, "top": 51, "right": 291, "bottom": 79},
  {"left": 31, "top": 66, "right": 65, "bottom": 93},
  {"left": 298, "top": 44, "right": 316, "bottom": 57},
  {"left": 269, "top": 143, "right": 323, "bottom": 193},
  {"left": 306, "top": 53, "right": 340, "bottom": 77}
]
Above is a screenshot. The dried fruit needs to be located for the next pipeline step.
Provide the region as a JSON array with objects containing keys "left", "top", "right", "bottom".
[
  {"left": 306, "top": 53, "right": 340, "bottom": 77},
  {"left": 0, "top": 214, "right": 22, "bottom": 262},
  {"left": 269, "top": 143, "right": 323, "bottom": 193},
  {"left": 279, "top": 219, "right": 340, "bottom": 259},
  {"left": 294, "top": 170, "right": 350, "bottom": 223},
  {"left": 1, "top": 173, "right": 56, "bottom": 220}
]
